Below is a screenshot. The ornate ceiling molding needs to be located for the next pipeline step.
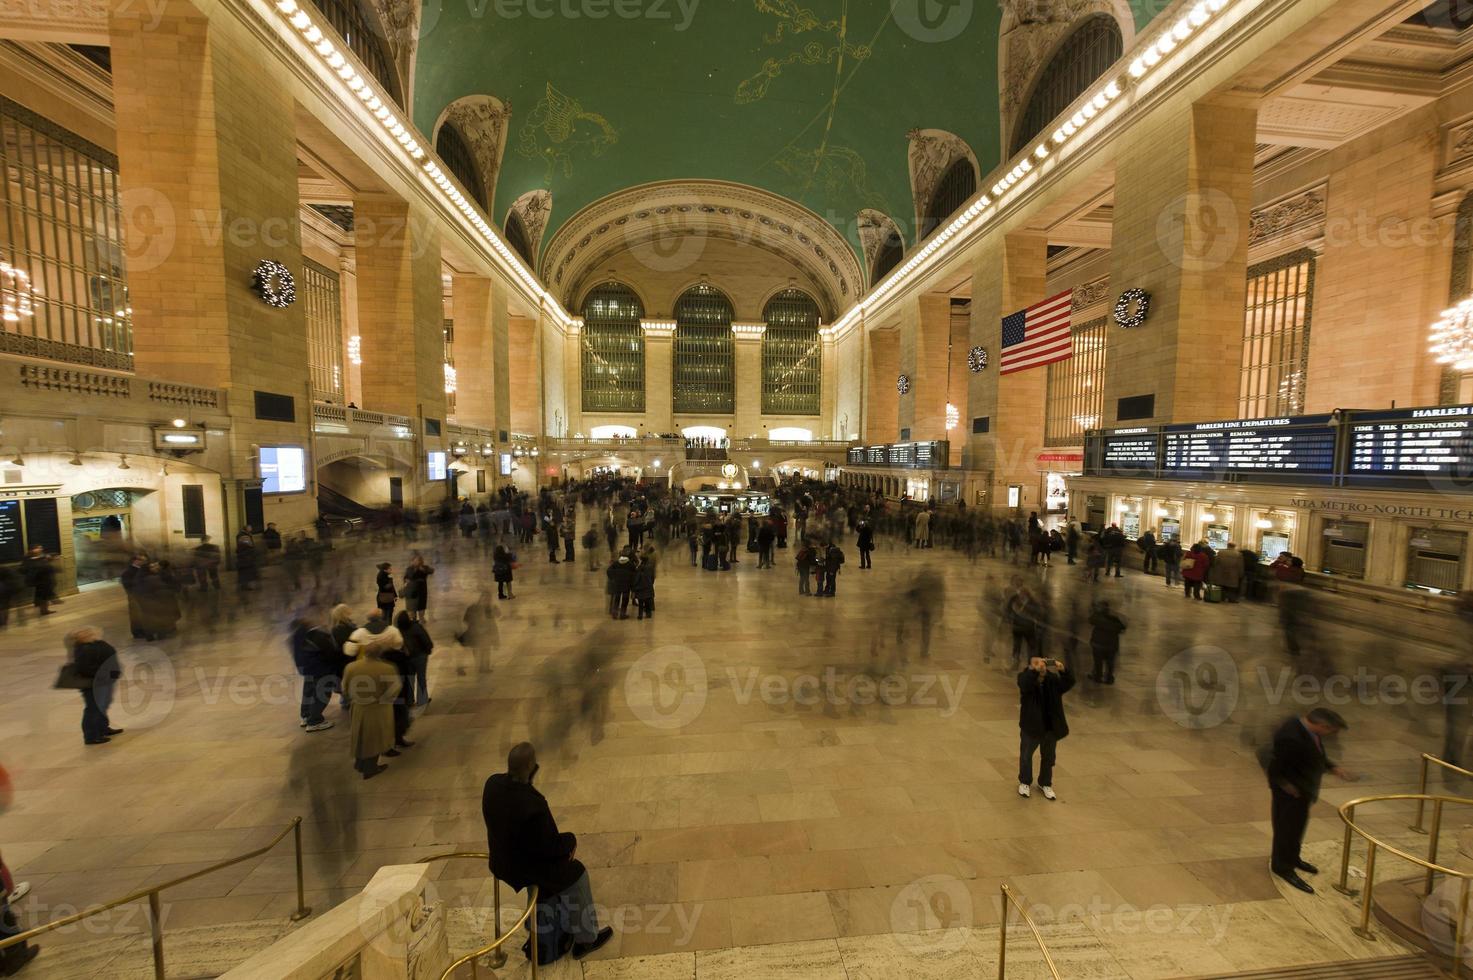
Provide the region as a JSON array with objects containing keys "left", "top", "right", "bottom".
[
  {"left": 542, "top": 180, "right": 863, "bottom": 319},
  {"left": 998, "top": 1, "right": 1136, "bottom": 157},
  {"left": 907, "top": 129, "right": 979, "bottom": 243},
  {"left": 857, "top": 209, "right": 905, "bottom": 283},
  {"left": 510, "top": 189, "right": 553, "bottom": 262},
  {"left": 367, "top": 0, "right": 420, "bottom": 107},
  {"left": 433, "top": 95, "right": 512, "bottom": 206}
]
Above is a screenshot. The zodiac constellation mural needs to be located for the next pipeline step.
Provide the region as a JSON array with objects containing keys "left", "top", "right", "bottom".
[
  {"left": 516, "top": 83, "right": 619, "bottom": 182},
  {"left": 736, "top": 0, "right": 873, "bottom": 105}
]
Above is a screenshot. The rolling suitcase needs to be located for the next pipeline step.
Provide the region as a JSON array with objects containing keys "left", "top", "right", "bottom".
[{"left": 1204, "top": 584, "right": 1223, "bottom": 603}]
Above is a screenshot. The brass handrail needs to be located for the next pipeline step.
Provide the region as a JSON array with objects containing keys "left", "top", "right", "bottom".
[
  {"left": 0, "top": 816, "right": 310, "bottom": 979},
  {"left": 1335, "top": 792, "right": 1473, "bottom": 978},
  {"left": 1412, "top": 753, "right": 1473, "bottom": 833},
  {"left": 997, "top": 883, "right": 1062, "bottom": 980},
  {"left": 417, "top": 850, "right": 538, "bottom": 980}
]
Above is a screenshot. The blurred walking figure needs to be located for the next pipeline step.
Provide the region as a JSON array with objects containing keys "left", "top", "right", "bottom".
[
  {"left": 290, "top": 615, "right": 337, "bottom": 732},
  {"left": 856, "top": 518, "right": 874, "bottom": 569},
  {"left": 493, "top": 545, "right": 517, "bottom": 599},
  {"left": 23, "top": 546, "right": 57, "bottom": 616},
  {"left": 606, "top": 551, "right": 634, "bottom": 619},
  {"left": 402, "top": 554, "right": 435, "bottom": 621},
  {"left": 343, "top": 631, "right": 402, "bottom": 779},
  {"left": 456, "top": 590, "right": 499, "bottom": 676},
  {"left": 375, "top": 562, "right": 397, "bottom": 619},
  {"left": 1265, "top": 708, "right": 1355, "bottom": 893},
  {"left": 1161, "top": 536, "right": 1183, "bottom": 588},
  {"left": 796, "top": 540, "right": 815, "bottom": 595},
  {"left": 396, "top": 609, "right": 434, "bottom": 706},
  {"left": 1087, "top": 599, "right": 1127, "bottom": 684},
  {"left": 65, "top": 627, "right": 122, "bottom": 746}
]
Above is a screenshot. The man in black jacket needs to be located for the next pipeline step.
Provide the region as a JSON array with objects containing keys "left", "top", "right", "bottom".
[
  {"left": 1265, "top": 709, "right": 1354, "bottom": 893},
  {"left": 482, "top": 743, "right": 613, "bottom": 964},
  {"left": 1017, "top": 657, "right": 1074, "bottom": 801}
]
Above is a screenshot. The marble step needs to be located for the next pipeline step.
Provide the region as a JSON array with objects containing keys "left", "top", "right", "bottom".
[{"left": 1193, "top": 953, "right": 1449, "bottom": 979}]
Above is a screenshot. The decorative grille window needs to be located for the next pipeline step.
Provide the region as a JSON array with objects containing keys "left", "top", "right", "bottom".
[
  {"left": 581, "top": 282, "right": 645, "bottom": 413},
  {"left": 1012, "top": 15, "right": 1123, "bottom": 156},
  {"left": 922, "top": 159, "right": 977, "bottom": 239},
  {"left": 873, "top": 231, "right": 904, "bottom": 283},
  {"left": 0, "top": 97, "right": 133, "bottom": 369},
  {"left": 505, "top": 212, "right": 535, "bottom": 268},
  {"left": 435, "top": 123, "right": 486, "bottom": 210},
  {"left": 1044, "top": 317, "right": 1107, "bottom": 446},
  {"left": 673, "top": 284, "right": 734, "bottom": 414},
  {"left": 305, "top": 0, "right": 403, "bottom": 107},
  {"left": 302, "top": 259, "right": 344, "bottom": 401},
  {"left": 1239, "top": 250, "right": 1315, "bottom": 419},
  {"left": 762, "top": 289, "right": 821, "bottom": 416}
]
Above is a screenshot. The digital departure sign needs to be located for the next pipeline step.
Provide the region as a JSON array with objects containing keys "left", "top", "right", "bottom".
[
  {"left": 1098, "top": 428, "right": 1160, "bottom": 475},
  {"left": 1161, "top": 415, "right": 1336, "bottom": 482},
  {"left": 1347, "top": 406, "right": 1473, "bottom": 489}
]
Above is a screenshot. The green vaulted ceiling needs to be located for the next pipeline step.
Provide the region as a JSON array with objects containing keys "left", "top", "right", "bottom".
[{"left": 414, "top": 1, "right": 1162, "bottom": 263}]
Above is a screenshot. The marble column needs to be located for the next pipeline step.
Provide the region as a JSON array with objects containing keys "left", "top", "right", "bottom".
[
  {"left": 968, "top": 231, "right": 1048, "bottom": 514},
  {"left": 865, "top": 327, "right": 900, "bottom": 444},
  {"left": 508, "top": 315, "right": 540, "bottom": 435},
  {"left": 642, "top": 321, "right": 675, "bottom": 434},
  {"left": 899, "top": 293, "right": 953, "bottom": 444},
  {"left": 733, "top": 323, "right": 765, "bottom": 438},
  {"left": 1103, "top": 100, "right": 1256, "bottom": 426},
  {"left": 451, "top": 274, "right": 497, "bottom": 430}
]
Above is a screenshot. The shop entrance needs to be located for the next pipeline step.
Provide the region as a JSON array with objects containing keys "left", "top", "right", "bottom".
[{"left": 71, "top": 489, "right": 142, "bottom": 584}]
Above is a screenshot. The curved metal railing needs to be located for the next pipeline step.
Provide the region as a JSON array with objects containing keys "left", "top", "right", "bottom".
[
  {"left": 0, "top": 817, "right": 310, "bottom": 979},
  {"left": 1411, "top": 753, "right": 1473, "bottom": 833},
  {"left": 998, "top": 883, "right": 1061, "bottom": 979},
  {"left": 418, "top": 850, "right": 538, "bottom": 980},
  {"left": 1335, "top": 791, "right": 1473, "bottom": 977}
]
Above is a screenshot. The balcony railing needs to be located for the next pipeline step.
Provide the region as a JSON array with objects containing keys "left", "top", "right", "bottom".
[
  {"left": 13, "top": 361, "right": 227, "bottom": 414},
  {"left": 312, "top": 402, "right": 412, "bottom": 431}
]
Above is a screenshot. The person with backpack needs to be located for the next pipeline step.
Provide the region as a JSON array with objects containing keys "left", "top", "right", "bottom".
[{"left": 819, "top": 540, "right": 846, "bottom": 597}]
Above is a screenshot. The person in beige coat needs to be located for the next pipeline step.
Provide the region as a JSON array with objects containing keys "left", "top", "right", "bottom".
[{"left": 343, "top": 632, "right": 401, "bottom": 779}]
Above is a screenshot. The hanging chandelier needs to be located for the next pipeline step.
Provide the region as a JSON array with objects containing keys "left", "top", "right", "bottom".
[
  {"left": 1430, "top": 299, "right": 1473, "bottom": 372},
  {"left": 443, "top": 363, "right": 458, "bottom": 394}
]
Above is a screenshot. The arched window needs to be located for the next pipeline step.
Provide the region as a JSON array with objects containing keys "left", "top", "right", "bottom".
[
  {"left": 1011, "top": 15, "right": 1123, "bottom": 156},
  {"left": 581, "top": 282, "right": 645, "bottom": 413},
  {"left": 435, "top": 124, "right": 486, "bottom": 211},
  {"left": 873, "top": 229, "right": 904, "bottom": 283},
  {"left": 504, "top": 212, "right": 535, "bottom": 268},
  {"left": 673, "top": 284, "right": 734, "bottom": 414},
  {"left": 306, "top": 0, "right": 403, "bottom": 107},
  {"left": 762, "top": 289, "right": 821, "bottom": 416},
  {"left": 922, "top": 158, "right": 977, "bottom": 240}
]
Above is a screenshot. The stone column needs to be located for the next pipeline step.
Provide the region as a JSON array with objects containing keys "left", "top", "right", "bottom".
[
  {"left": 1103, "top": 100, "right": 1256, "bottom": 426},
  {"left": 820, "top": 330, "right": 838, "bottom": 438},
  {"left": 492, "top": 296, "right": 510, "bottom": 437},
  {"left": 353, "top": 195, "right": 447, "bottom": 425},
  {"left": 733, "top": 322, "right": 765, "bottom": 438},
  {"left": 508, "top": 315, "right": 540, "bottom": 434},
  {"left": 109, "top": 0, "right": 314, "bottom": 530},
  {"left": 865, "top": 328, "right": 900, "bottom": 444},
  {"left": 968, "top": 231, "right": 1048, "bottom": 514},
  {"left": 899, "top": 294, "right": 952, "bottom": 443},
  {"left": 562, "top": 322, "right": 583, "bottom": 437},
  {"left": 340, "top": 253, "right": 363, "bottom": 409},
  {"left": 642, "top": 321, "right": 675, "bottom": 434},
  {"left": 451, "top": 274, "right": 496, "bottom": 430}
]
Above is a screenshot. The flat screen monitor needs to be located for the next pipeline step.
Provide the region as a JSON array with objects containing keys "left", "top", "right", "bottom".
[
  {"left": 427, "top": 451, "right": 447, "bottom": 482},
  {"left": 260, "top": 446, "right": 306, "bottom": 494}
]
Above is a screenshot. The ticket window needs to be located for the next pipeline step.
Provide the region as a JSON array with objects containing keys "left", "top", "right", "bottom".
[
  {"left": 1114, "top": 498, "right": 1143, "bottom": 539},
  {"left": 1085, "top": 495, "right": 1106, "bottom": 533},
  {"left": 1198, "top": 505, "right": 1234, "bottom": 550},
  {"left": 1254, "top": 512, "right": 1295, "bottom": 561},
  {"left": 1321, "top": 520, "right": 1369, "bottom": 579},
  {"left": 1155, "top": 502, "right": 1184, "bottom": 542},
  {"left": 1406, "top": 528, "right": 1467, "bottom": 595}
]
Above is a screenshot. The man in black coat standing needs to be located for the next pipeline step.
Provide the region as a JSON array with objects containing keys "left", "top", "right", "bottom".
[
  {"left": 1265, "top": 708, "right": 1354, "bottom": 893},
  {"left": 482, "top": 743, "right": 613, "bottom": 964},
  {"left": 1018, "top": 656, "right": 1073, "bottom": 801}
]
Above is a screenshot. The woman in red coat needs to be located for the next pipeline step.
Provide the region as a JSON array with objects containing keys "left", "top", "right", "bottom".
[{"left": 1181, "top": 544, "right": 1212, "bottom": 601}]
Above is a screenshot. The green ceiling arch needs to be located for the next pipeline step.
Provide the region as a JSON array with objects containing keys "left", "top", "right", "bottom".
[{"left": 414, "top": 1, "right": 1166, "bottom": 264}]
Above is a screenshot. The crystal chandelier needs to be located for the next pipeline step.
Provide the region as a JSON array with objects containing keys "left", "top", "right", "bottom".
[{"left": 1430, "top": 299, "right": 1473, "bottom": 373}]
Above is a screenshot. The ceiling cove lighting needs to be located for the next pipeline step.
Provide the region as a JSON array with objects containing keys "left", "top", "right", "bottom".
[
  {"left": 269, "top": 0, "right": 576, "bottom": 331},
  {"left": 828, "top": 0, "right": 1246, "bottom": 338}
]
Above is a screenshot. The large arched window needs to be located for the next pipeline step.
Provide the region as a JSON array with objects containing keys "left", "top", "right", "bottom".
[
  {"left": 1011, "top": 15, "right": 1123, "bottom": 156},
  {"left": 504, "top": 212, "right": 535, "bottom": 268},
  {"left": 762, "top": 289, "right": 822, "bottom": 416},
  {"left": 922, "top": 158, "right": 977, "bottom": 240},
  {"left": 306, "top": 0, "right": 403, "bottom": 107},
  {"left": 581, "top": 282, "right": 645, "bottom": 413},
  {"left": 873, "top": 229, "right": 904, "bottom": 283},
  {"left": 435, "top": 123, "right": 486, "bottom": 211},
  {"left": 673, "top": 284, "right": 734, "bottom": 414}
]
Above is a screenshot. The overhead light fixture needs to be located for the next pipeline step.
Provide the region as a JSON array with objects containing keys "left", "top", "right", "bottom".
[{"left": 171, "top": 418, "right": 187, "bottom": 428}]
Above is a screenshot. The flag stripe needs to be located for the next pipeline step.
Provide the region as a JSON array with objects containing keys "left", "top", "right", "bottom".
[{"left": 1000, "top": 288, "right": 1075, "bottom": 375}]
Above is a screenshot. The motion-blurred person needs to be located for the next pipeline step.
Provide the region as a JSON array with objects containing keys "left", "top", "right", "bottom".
[
  {"left": 1006, "top": 583, "right": 1043, "bottom": 666},
  {"left": 482, "top": 743, "right": 615, "bottom": 964},
  {"left": 375, "top": 562, "right": 397, "bottom": 619},
  {"left": 1017, "top": 655, "right": 1073, "bottom": 800},
  {"left": 1160, "top": 535, "right": 1183, "bottom": 588},
  {"left": 1181, "top": 544, "right": 1211, "bottom": 600},
  {"left": 342, "top": 631, "right": 402, "bottom": 779},
  {"left": 757, "top": 519, "right": 776, "bottom": 569},
  {"left": 456, "top": 590, "right": 499, "bottom": 675},
  {"left": 402, "top": 554, "right": 435, "bottom": 622},
  {"left": 1211, "top": 542, "right": 1245, "bottom": 603},
  {"left": 493, "top": 545, "right": 517, "bottom": 599},
  {"left": 1100, "top": 524, "right": 1125, "bottom": 578},
  {"left": 23, "top": 546, "right": 57, "bottom": 617},
  {"left": 633, "top": 554, "right": 656, "bottom": 620},
  {"left": 856, "top": 518, "right": 875, "bottom": 569},
  {"left": 606, "top": 551, "right": 634, "bottom": 619},
  {"left": 0, "top": 869, "right": 37, "bottom": 974},
  {"left": 1087, "top": 599, "right": 1127, "bottom": 685},
  {"left": 290, "top": 615, "right": 337, "bottom": 732},
  {"left": 795, "top": 540, "right": 816, "bottom": 595},
  {"left": 396, "top": 609, "right": 434, "bottom": 706},
  {"left": 121, "top": 554, "right": 151, "bottom": 638},
  {"left": 1265, "top": 708, "right": 1354, "bottom": 893},
  {"left": 192, "top": 535, "right": 222, "bottom": 591},
  {"left": 818, "top": 539, "right": 845, "bottom": 597},
  {"left": 66, "top": 627, "right": 122, "bottom": 746}
]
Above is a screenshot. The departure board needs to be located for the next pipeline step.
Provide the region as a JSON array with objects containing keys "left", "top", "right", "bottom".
[
  {"left": 1347, "top": 406, "right": 1473, "bottom": 488},
  {"left": 1161, "top": 415, "right": 1336, "bottom": 481},
  {"left": 1099, "top": 428, "right": 1160, "bottom": 474},
  {"left": 0, "top": 499, "right": 21, "bottom": 563}
]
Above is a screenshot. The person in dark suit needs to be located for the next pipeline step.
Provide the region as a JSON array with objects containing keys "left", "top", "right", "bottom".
[
  {"left": 1017, "top": 656, "right": 1073, "bottom": 800},
  {"left": 482, "top": 743, "right": 613, "bottom": 964},
  {"left": 1266, "top": 708, "right": 1354, "bottom": 893}
]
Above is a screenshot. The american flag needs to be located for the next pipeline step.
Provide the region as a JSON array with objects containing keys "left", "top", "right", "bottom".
[{"left": 1000, "top": 289, "right": 1074, "bottom": 375}]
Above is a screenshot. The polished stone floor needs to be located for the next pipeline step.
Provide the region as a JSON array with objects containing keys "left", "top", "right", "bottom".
[{"left": 0, "top": 521, "right": 1457, "bottom": 977}]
